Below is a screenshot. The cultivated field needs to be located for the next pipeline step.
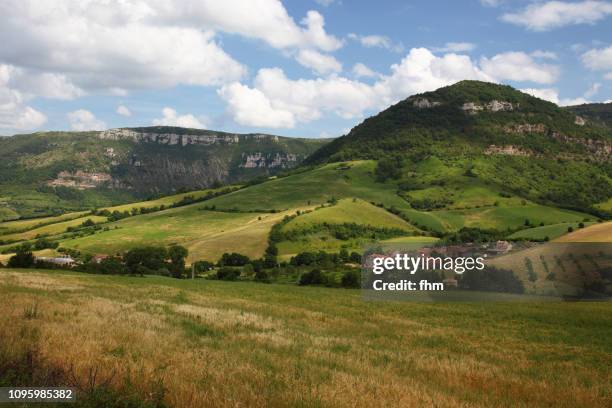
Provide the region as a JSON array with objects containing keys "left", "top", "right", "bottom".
[{"left": 0, "top": 269, "right": 610, "bottom": 407}]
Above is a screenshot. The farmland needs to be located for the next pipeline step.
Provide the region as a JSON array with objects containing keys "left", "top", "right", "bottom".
[{"left": 1, "top": 269, "right": 610, "bottom": 407}]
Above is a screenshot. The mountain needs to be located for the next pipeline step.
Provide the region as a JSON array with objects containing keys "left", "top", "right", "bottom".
[
  {"left": 0, "top": 126, "right": 329, "bottom": 220},
  {"left": 565, "top": 102, "right": 612, "bottom": 130},
  {"left": 305, "top": 81, "right": 611, "bottom": 214}
]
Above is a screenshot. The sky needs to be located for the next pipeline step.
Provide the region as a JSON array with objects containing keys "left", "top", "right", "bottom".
[{"left": 0, "top": 0, "right": 611, "bottom": 138}]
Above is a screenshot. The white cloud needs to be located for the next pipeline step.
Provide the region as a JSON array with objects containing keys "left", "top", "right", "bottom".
[
  {"left": 0, "top": 65, "right": 47, "bottom": 131},
  {"left": 348, "top": 33, "right": 403, "bottom": 52},
  {"left": 605, "top": 72, "right": 612, "bottom": 80},
  {"left": 219, "top": 48, "right": 497, "bottom": 128},
  {"left": 433, "top": 42, "right": 476, "bottom": 53},
  {"left": 220, "top": 47, "right": 564, "bottom": 129},
  {"left": 520, "top": 87, "right": 593, "bottom": 106},
  {"left": 502, "top": 1, "right": 612, "bottom": 31},
  {"left": 116, "top": 105, "right": 132, "bottom": 117},
  {"left": 352, "top": 63, "right": 378, "bottom": 78},
  {"left": 158, "top": 2, "right": 342, "bottom": 52},
  {"left": 296, "top": 49, "right": 342, "bottom": 75},
  {"left": 67, "top": 109, "right": 106, "bottom": 131},
  {"left": 531, "top": 50, "right": 559, "bottom": 59},
  {"left": 218, "top": 83, "right": 295, "bottom": 128},
  {"left": 480, "top": 0, "right": 502, "bottom": 6},
  {"left": 480, "top": 52, "right": 560, "bottom": 84},
  {"left": 584, "top": 82, "right": 601, "bottom": 98},
  {"left": 152, "top": 107, "right": 206, "bottom": 129},
  {"left": 581, "top": 46, "right": 612, "bottom": 71},
  {"left": 315, "top": 0, "right": 338, "bottom": 6}
]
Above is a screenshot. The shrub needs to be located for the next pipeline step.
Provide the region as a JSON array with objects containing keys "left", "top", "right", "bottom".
[
  {"left": 299, "top": 269, "right": 326, "bottom": 286},
  {"left": 216, "top": 267, "right": 241, "bottom": 281},
  {"left": 341, "top": 270, "right": 360, "bottom": 288}
]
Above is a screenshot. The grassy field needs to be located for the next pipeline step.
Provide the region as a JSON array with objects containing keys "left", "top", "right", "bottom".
[
  {"left": 508, "top": 222, "right": 597, "bottom": 241},
  {"left": 0, "top": 215, "right": 108, "bottom": 242},
  {"left": 283, "top": 199, "right": 417, "bottom": 232},
  {"left": 0, "top": 269, "right": 610, "bottom": 407},
  {"left": 556, "top": 222, "right": 612, "bottom": 242},
  {"left": 60, "top": 205, "right": 293, "bottom": 262},
  {"left": 0, "top": 211, "right": 89, "bottom": 236}
]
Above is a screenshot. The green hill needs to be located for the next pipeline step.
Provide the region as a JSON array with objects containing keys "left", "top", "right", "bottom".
[
  {"left": 565, "top": 102, "right": 612, "bottom": 129},
  {"left": 305, "top": 81, "right": 611, "bottom": 215},
  {"left": 0, "top": 126, "right": 329, "bottom": 220}
]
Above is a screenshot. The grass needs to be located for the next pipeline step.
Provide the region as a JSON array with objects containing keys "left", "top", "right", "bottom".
[
  {"left": 0, "top": 215, "right": 108, "bottom": 242},
  {"left": 0, "top": 268, "right": 610, "bottom": 407},
  {"left": 283, "top": 199, "right": 417, "bottom": 232},
  {"left": 556, "top": 222, "right": 612, "bottom": 242},
  {"left": 508, "top": 222, "right": 597, "bottom": 241},
  {"left": 61, "top": 205, "right": 291, "bottom": 262},
  {"left": 0, "top": 211, "right": 89, "bottom": 236}
]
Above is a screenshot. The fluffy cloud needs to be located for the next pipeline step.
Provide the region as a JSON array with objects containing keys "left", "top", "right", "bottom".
[
  {"left": 67, "top": 109, "right": 106, "bottom": 131},
  {"left": 520, "top": 87, "right": 590, "bottom": 106},
  {"left": 218, "top": 83, "right": 295, "bottom": 128},
  {"left": 0, "top": 1, "right": 247, "bottom": 93},
  {"left": 348, "top": 34, "right": 403, "bottom": 52},
  {"left": 157, "top": 2, "right": 342, "bottom": 52},
  {"left": 152, "top": 107, "right": 207, "bottom": 129},
  {"left": 502, "top": 1, "right": 612, "bottom": 31},
  {"left": 581, "top": 46, "right": 612, "bottom": 70},
  {"left": 116, "top": 105, "right": 132, "bottom": 117},
  {"left": 352, "top": 63, "right": 378, "bottom": 78},
  {"left": 433, "top": 42, "right": 476, "bottom": 53},
  {"left": 296, "top": 50, "right": 342, "bottom": 75},
  {"left": 219, "top": 47, "right": 564, "bottom": 129},
  {"left": 480, "top": 52, "right": 560, "bottom": 84},
  {"left": 0, "top": 65, "right": 47, "bottom": 131}
]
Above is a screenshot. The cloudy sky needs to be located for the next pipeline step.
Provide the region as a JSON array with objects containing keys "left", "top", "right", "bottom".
[{"left": 0, "top": 0, "right": 611, "bottom": 137}]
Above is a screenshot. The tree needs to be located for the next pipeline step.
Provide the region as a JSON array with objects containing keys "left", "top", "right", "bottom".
[
  {"left": 217, "top": 267, "right": 240, "bottom": 281},
  {"left": 218, "top": 252, "right": 250, "bottom": 267},
  {"left": 299, "top": 269, "right": 326, "bottom": 286},
  {"left": 168, "top": 245, "right": 188, "bottom": 278},
  {"left": 124, "top": 246, "right": 167, "bottom": 275},
  {"left": 8, "top": 248, "right": 35, "bottom": 268}
]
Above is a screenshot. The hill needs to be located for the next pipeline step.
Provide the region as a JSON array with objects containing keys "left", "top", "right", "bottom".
[
  {"left": 0, "top": 126, "right": 329, "bottom": 220},
  {"left": 566, "top": 102, "right": 612, "bottom": 129},
  {"left": 305, "top": 81, "right": 611, "bottom": 215}
]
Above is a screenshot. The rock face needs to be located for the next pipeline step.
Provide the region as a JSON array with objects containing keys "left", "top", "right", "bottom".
[
  {"left": 239, "top": 153, "right": 299, "bottom": 168},
  {"left": 412, "top": 98, "right": 441, "bottom": 108},
  {"left": 504, "top": 123, "right": 547, "bottom": 134},
  {"left": 551, "top": 132, "right": 611, "bottom": 159},
  {"left": 99, "top": 128, "right": 280, "bottom": 146},
  {"left": 484, "top": 145, "right": 531, "bottom": 156},
  {"left": 462, "top": 100, "right": 515, "bottom": 114},
  {"left": 574, "top": 116, "right": 586, "bottom": 126}
]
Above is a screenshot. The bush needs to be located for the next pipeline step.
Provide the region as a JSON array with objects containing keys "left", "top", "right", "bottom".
[
  {"left": 299, "top": 269, "right": 326, "bottom": 286},
  {"left": 216, "top": 267, "right": 241, "bottom": 281},
  {"left": 8, "top": 249, "right": 36, "bottom": 268},
  {"left": 254, "top": 269, "right": 270, "bottom": 283},
  {"left": 341, "top": 270, "right": 360, "bottom": 288},
  {"left": 218, "top": 252, "right": 250, "bottom": 267}
]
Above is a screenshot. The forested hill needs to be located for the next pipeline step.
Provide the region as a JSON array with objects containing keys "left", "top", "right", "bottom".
[
  {"left": 306, "top": 80, "right": 610, "bottom": 164},
  {"left": 565, "top": 102, "right": 612, "bottom": 130},
  {"left": 303, "top": 81, "right": 611, "bottom": 215}
]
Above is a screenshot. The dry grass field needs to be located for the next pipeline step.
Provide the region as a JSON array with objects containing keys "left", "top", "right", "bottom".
[{"left": 1, "top": 269, "right": 610, "bottom": 407}]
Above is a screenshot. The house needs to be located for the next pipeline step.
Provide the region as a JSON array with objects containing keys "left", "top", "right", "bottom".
[
  {"left": 36, "top": 255, "right": 76, "bottom": 266},
  {"left": 443, "top": 277, "right": 458, "bottom": 288},
  {"left": 92, "top": 254, "right": 110, "bottom": 264}
]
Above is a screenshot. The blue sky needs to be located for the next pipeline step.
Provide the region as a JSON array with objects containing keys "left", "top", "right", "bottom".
[{"left": 0, "top": 0, "right": 611, "bottom": 137}]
